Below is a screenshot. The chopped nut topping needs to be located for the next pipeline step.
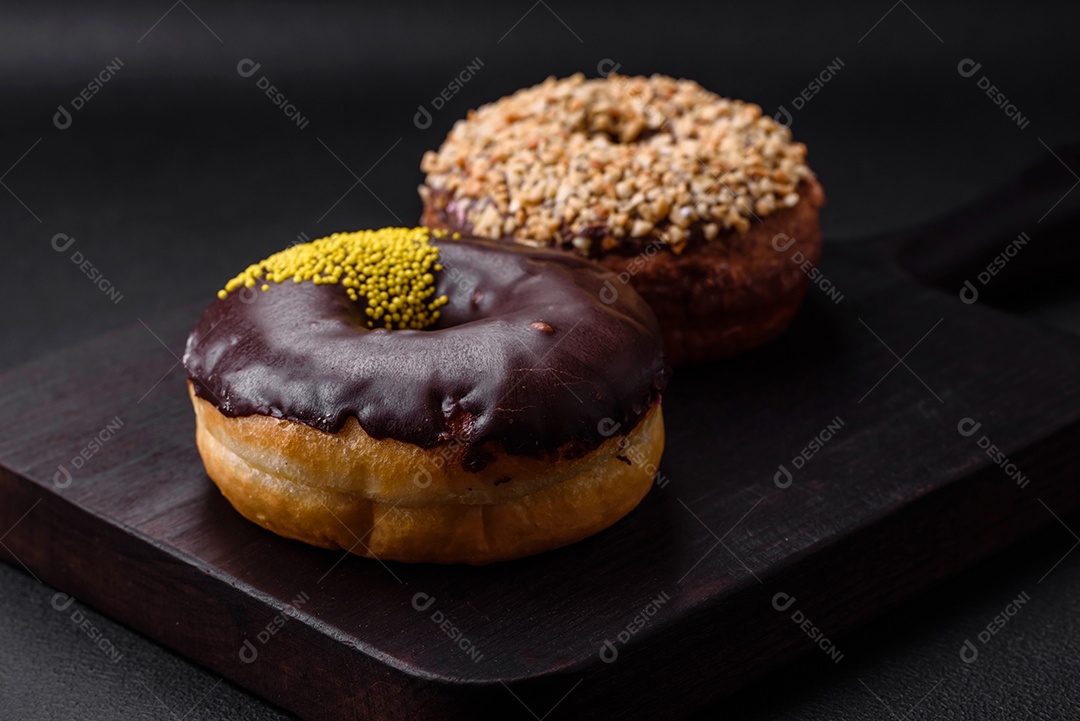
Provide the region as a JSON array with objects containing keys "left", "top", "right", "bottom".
[{"left": 422, "top": 74, "right": 813, "bottom": 252}]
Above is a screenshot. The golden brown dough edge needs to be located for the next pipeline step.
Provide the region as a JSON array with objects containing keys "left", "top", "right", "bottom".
[{"left": 188, "top": 382, "right": 665, "bottom": 565}]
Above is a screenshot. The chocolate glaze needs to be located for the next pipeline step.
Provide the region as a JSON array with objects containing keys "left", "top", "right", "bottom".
[{"left": 184, "top": 236, "right": 667, "bottom": 471}]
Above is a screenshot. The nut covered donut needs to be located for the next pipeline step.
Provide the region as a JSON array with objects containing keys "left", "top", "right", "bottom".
[
  {"left": 183, "top": 227, "right": 666, "bottom": 565},
  {"left": 420, "top": 73, "right": 826, "bottom": 365}
]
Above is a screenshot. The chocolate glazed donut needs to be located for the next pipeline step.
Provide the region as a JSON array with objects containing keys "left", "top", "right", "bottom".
[{"left": 184, "top": 230, "right": 668, "bottom": 564}]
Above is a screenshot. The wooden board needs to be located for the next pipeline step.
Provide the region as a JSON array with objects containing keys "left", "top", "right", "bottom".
[{"left": 3, "top": 154, "right": 1080, "bottom": 720}]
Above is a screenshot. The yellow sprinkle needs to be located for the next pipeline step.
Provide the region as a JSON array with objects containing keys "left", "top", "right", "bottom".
[{"left": 217, "top": 227, "right": 449, "bottom": 331}]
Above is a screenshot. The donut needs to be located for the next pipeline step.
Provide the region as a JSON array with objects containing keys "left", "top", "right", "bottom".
[
  {"left": 419, "top": 73, "right": 826, "bottom": 365},
  {"left": 183, "top": 227, "right": 667, "bottom": 565}
]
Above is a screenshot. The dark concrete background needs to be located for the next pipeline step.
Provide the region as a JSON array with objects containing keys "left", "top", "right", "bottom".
[{"left": 2, "top": 1, "right": 1079, "bottom": 718}]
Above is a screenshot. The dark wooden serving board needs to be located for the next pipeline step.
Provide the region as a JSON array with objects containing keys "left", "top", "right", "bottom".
[{"left": 2, "top": 150, "right": 1080, "bottom": 720}]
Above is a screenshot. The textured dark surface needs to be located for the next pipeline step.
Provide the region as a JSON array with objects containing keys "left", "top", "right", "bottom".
[{"left": 2, "top": 1, "right": 1080, "bottom": 719}]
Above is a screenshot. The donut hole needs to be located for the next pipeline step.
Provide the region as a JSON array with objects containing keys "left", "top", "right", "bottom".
[
  {"left": 586, "top": 123, "right": 664, "bottom": 145},
  {"left": 334, "top": 286, "right": 481, "bottom": 333},
  {"left": 578, "top": 106, "right": 667, "bottom": 145}
]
